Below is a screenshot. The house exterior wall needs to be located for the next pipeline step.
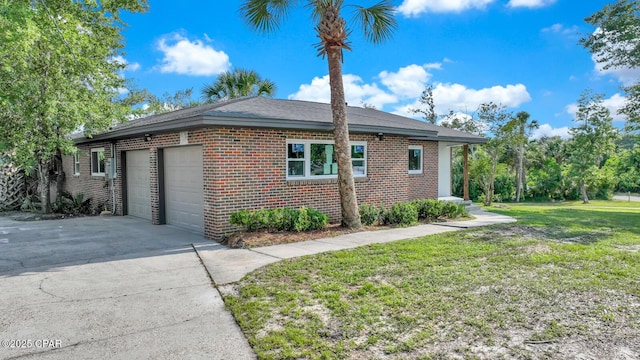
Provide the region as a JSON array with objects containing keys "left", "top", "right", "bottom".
[
  {"left": 63, "top": 141, "right": 114, "bottom": 212},
  {"left": 63, "top": 127, "right": 440, "bottom": 240},
  {"left": 438, "top": 142, "right": 453, "bottom": 197}
]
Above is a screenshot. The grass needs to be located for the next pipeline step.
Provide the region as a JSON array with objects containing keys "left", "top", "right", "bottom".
[{"left": 222, "top": 200, "right": 640, "bottom": 359}]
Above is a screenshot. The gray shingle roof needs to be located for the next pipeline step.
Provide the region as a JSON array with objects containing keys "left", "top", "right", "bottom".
[{"left": 77, "top": 96, "right": 486, "bottom": 144}]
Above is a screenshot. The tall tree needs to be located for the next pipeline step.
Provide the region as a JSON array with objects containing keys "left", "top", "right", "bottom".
[
  {"left": 474, "top": 103, "right": 511, "bottom": 206},
  {"left": 581, "top": 0, "right": 640, "bottom": 131},
  {"left": 0, "top": 0, "right": 147, "bottom": 213},
  {"left": 440, "top": 110, "right": 484, "bottom": 136},
  {"left": 566, "top": 90, "right": 618, "bottom": 204},
  {"left": 123, "top": 87, "right": 201, "bottom": 117},
  {"left": 201, "top": 68, "right": 276, "bottom": 103},
  {"left": 411, "top": 84, "right": 437, "bottom": 124},
  {"left": 503, "top": 111, "right": 539, "bottom": 202},
  {"left": 240, "top": 0, "right": 396, "bottom": 229}
]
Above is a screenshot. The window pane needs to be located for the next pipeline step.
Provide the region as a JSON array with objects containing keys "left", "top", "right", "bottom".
[
  {"left": 352, "top": 160, "right": 365, "bottom": 176},
  {"left": 409, "top": 149, "right": 422, "bottom": 171},
  {"left": 310, "top": 143, "right": 336, "bottom": 176},
  {"left": 351, "top": 145, "right": 365, "bottom": 159},
  {"left": 98, "top": 152, "right": 105, "bottom": 173},
  {"left": 288, "top": 160, "right": 304, "bottom": 177},
  {"left": 91, "top": 152, "right": 98, "bottom": 173},
  {"left": 287, "top": 143, "right": 305, "bottom": 159}
]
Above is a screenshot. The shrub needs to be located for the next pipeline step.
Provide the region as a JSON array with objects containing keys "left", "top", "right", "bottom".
[
  {"left": 300, "top": 207, "right": 328, "bottom": 231},
  {"left": 230, "top": 207, "right": 328, "bottom": 232},
  {"left": 412, "top": 199, "right": 443, "bottom": 221},
  {"left": 359, "top": 203, "right": 381, "bottom": 226},
  {"left": 441, "top": 202, "right": 468, "bottom": 218},
  {"left": 51, "top": 191, "right": 92, "bottom": 215},
  {"left": 384, "top": 201, "right": 418, "bottom": 226}
]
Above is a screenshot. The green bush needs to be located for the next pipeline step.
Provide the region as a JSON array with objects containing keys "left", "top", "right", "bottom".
[
  {"left": 298, "top": 207, "right": 328, "bottom": 232},
  {"left": 359, "top": 203, "right": 381, "bottom": 226},
  {"left": 384, "top": 201, "right": 418, "bottom": 226},
  {"left": 51, "top": 191, "right": 92, "bottom": 215},
  {"left": 441, "top": 202, "right": 468, "bottom": 218},
  {"left": 412, "top": 199, "right": 444, "bottom": 221},
  {"left": 230, "top": 207, "right": 328, "bottom": 232}
]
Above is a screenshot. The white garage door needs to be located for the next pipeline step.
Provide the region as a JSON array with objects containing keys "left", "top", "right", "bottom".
[
  {"left": 164, "top": 146, "right": 204, "bottom": 234},
  {"left": 126, "top": 150, "right": 151, "bottom": 220}
]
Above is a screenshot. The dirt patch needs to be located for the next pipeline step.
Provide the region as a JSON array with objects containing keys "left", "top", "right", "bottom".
[
  {"left": 466, "top": 225, "right": 614, "bottom": 245},
  {"left": 226, "top": 224, "right": 362, "bottom": 248},
  {"left": 615, "top": 244, "right": 640, "bottom": 253}
]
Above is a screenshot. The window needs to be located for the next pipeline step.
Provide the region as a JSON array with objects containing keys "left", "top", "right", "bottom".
[
  {"left": 286, "top": 140, "right": 367, "bottom": 179},
  {"left": 408, "top": 145, "right": 423, "bottom": 174},
  {"left": 73, "top": 151, "right": 80, "bottom": 175},
  {"left": 91, "top": 148, "right": 105, "bottom": 176}
]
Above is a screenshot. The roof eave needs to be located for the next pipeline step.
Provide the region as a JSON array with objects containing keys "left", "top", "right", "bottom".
[
  {"left": 409, "top": 135, "right": 488, "bottom": 144},
  {"left": 74, "top": 115, "right": 442, "bottom": 143}
]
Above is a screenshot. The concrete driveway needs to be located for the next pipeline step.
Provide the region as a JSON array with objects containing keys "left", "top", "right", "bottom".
[{"left": 0, "top": 215, "right": 255, "bottom": 359}]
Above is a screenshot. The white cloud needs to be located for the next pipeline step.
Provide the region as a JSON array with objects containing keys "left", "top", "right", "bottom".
[
  {"left": 111, "top": 55, "right": 141, "bottom": 72},
  {"left": 392, "top": 83, "right": 531, "bottom": 118},
  {"left": 531, "top": 124, "right": 570, "bottom": 139},
  {"left": 589, "top": 28, "right": 640, "bottom": 86},
  {"left": 593, "top": 54, "right": 640, "bottom": 86},
  {"left": 565, "top": 93, "right": 628, "bottom": 122},
  {"left": 379, "top": 64, "right": 436, "bottom": 98},
  {"left": 508, "top": 0, "right": 556, "bottom": 8},
  {"left": 432, "top": 83, "right": 531, "bottom": 113},
  {"left": 288, "top": 74, "right": 397, "bottom": 109},
  {"left": 397, "top": 0, "right": 495, "bottom": 16},
  {"left": 156, "top": 34, "right": 230, "bottom": 76},
  {"left": 541, "top": 23, "right": 579, "bottom": 36}
]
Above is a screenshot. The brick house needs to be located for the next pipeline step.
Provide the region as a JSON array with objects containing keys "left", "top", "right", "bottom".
[{"left": 64, "top": 97, "right": 486, "bottom": 240}]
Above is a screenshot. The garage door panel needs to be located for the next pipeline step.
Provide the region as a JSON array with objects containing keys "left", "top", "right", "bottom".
[
  {"left": 126, "top": 150, "right": 151, "bottom": 220},
  {"left": 164, "top": 146, "right": 204, "bottom": 234}
]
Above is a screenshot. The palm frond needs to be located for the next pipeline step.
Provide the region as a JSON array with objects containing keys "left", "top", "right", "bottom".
[
  {"left": 351, "top": 0, "right": 397, "bottom": 44},
  {"left": 257, "top": 80, "right": 277, "bottom": 97},
  {"left": 240, "top": 0, "right": 295, "bottom": 33}
]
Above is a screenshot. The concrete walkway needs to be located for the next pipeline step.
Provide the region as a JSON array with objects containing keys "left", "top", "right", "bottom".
[
  {"left": 197, "top": 209, "right": 516, "bottom": 285},
  {"left": 613, "top": 193, "right": 640, "bottom": 202}
]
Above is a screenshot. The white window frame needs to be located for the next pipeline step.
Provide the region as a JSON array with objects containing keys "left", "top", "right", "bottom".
[
  {"left": 286, "top": 139, "right": 367, "bottom": 180},
  {"left": 408, "top": 145, "right": 423, "bottom": 174},
  {"left": 73, "top": 151, "right": 80, "bottom": 176},
  {"left": 91, "top": 147, "right": 105, "bottom": 176}
]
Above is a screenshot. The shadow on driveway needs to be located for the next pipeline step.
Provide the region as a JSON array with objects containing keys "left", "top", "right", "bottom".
[
  {"left": 0, "top": 215, "right": 256, "bottom": 360},
  {"left": 0, "top": 215, "right": 214, "bottom": 276}
]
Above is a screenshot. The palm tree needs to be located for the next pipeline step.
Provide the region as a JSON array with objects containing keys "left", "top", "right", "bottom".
[
  {"left": 201, "top": 68, "right": 276, "bottom": 102},
  {"left": 240, "top": 0, "right": 396, "bottom": 229}
]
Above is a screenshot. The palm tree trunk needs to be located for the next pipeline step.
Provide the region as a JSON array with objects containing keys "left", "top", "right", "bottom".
[{"left": 326, "top": 47, "right": 361, "bottom": 230}]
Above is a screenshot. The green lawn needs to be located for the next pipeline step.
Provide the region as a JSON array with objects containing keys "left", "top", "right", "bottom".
[{"left": 222, "top": 201, "right": 640, "bottom": 359}]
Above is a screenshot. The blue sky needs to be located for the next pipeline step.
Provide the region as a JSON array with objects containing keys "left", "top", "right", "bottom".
[{"left": 117, "top": 0, "right": 638, "bottom": 138}]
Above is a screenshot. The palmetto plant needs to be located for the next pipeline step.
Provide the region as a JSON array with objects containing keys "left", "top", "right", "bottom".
[
  {"left": 240, "top": 0, "right": 396, "bottom": 229},
  {"left": 201, "top": 68, "right": 276, "bottom": 103}
]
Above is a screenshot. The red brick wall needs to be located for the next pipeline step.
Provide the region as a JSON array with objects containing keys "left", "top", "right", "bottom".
[
  {"left": 408, "top": 141, "right": 439, "bottom": 200},
  {"left": 63, "top": 127, "right": 440, "bottom": 240},
  {"left": 63, "top": 141, "right": 114, "bottom": 213}
]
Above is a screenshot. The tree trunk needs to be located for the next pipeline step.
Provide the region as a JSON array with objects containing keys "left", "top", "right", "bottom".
[
  {"left": 485, "top": 153, "right": 498, "bottom": 206},
  {"left": 326, "top": 47, "right": 361, "bottom": 230},
  {"left": 55, "top": 148, "right": 65, "bottom": 199},
  {"left": 37, "top": 155, "right": 51, "bottom": 214},
  {"left": 580, "top": 181, "right": 589, "bottom": 204},
  {"left": 515, "top": 145, "right": 524, "bottom": 202},
  {"left": 463, "top": 144, "right": 469, "bottom": 201}
]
